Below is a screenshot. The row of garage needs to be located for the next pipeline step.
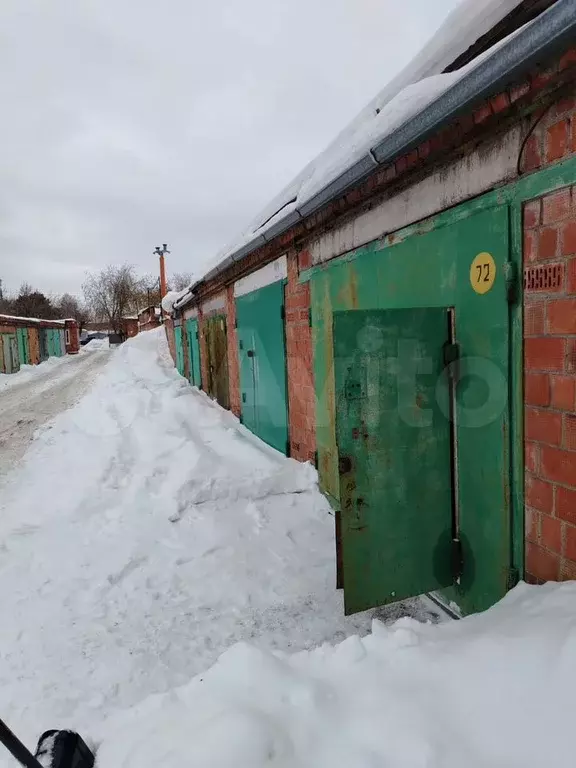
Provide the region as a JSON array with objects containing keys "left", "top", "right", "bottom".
[
  {"left": 170, "top": 261, "right": 290, "bottom": 456},
  {"left": 0, "top": 316, "right": 80, "bottom": 374},
  {"left": 163, "top": 1, "right": 576, "bottom": 618}
]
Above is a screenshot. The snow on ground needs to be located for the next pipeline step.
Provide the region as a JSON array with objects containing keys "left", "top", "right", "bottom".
[
  {"left": 97, "top": 581, "right": 576, "bottom": 768},
  {"left": 0, "top": 327, "right": 380, "bottom": 758},
  {"left": 0, "top": 346, "right": 111, "bottom": 475},
  {"left": 2, "top": 327, "right": 574, "bottom": 768},
  {"left": 0, "top": 338, "right": 107, "bottom": 393}
]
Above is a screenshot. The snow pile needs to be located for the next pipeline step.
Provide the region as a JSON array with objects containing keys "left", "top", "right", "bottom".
[
  {"left": 200, "top": 0, "right": 525, "bottom": 277},
  {"left": 80, "top": 336, "right": 109, "bottom": 351},
  {"left": 161, "top": 289, "right": 188, "bottom": 314},
  {"left": 0, "top": 327, "right": 371, "bottom": 754},
  {"left": 0, "top": 356, "right": 69, "bottom": 391},
  {"left": 0, "top": 338, "right": 106, "bottom": 392},
  {"left": 97, "top": 581, "right": 576, "bottom": 768}
]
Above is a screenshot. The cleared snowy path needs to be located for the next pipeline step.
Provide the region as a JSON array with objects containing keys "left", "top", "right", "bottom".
[
  {"left": 0, "top": 328, "right": 377, "bottom": 749},
  {"left": 0, "top": 346, "right": 111, "bottom": 475}
]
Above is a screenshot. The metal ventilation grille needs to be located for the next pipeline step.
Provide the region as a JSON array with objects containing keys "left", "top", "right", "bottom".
[{"left": 524, "top": 263, "right": 563, "bottom": 292}]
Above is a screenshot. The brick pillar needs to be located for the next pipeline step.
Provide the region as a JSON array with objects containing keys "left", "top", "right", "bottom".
[
  {"left": 164, "top": 317, "right": 176, "bottom": 364},
  {"left": 226, "top": 285, "right": 241, "bottom": 417},
  {"left": 285, "top": 250, "right": 316, "bottom": 463},
  {"left": 64, "top": 320, "right": 79, "bottom": 354},
  {"left": 524, "top": 185, "right": 576, "bottom": 583}
]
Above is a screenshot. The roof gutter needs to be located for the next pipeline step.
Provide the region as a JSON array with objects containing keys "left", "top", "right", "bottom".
[{"left": 182, "top": 0, "right": 576, "bottom": 305}]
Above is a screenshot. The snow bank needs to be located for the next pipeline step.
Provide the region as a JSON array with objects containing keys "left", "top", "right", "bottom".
[
  {"left": 0, "top": 327, "right": 372, "bottom": 754},
  {"left": 0, "top": 338, "right": 107, "bottom": 392},
  {"left": 98, "top": 581, "right": 576, "bottom": 768},
  {"left": 0, "top": 357, "right": 68, "bottom": 391},
  {"left": 80, "top": 337, "right": 109, "bottom": 351},
  {"left": 161, "top": 289, "right": 188, "bottom": 314}
]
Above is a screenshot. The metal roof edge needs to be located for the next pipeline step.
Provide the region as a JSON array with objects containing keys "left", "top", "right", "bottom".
[{"left": 194, "top": 0, "right": 575, "bottom": 291}]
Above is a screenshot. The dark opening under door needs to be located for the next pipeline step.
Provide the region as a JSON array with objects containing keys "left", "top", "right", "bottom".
[{"left": 334, "top": 307, "right": 454, "bottom": 614}]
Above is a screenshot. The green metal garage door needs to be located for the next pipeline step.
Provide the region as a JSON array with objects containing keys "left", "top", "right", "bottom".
[
  {"left": 205, "top": 315, "right": 230, "bottom": 409},
  {"left": 174, "top": 325, "right": 185, "bottom": 377},
  {"left": 236, "top": 280, "right": 289, "bottom": 454},
  {"left": 186, "top": 318, "right": 202, "bottom": 388},
  {"left": 334, "top": 308, "right": 454, "bottom": 614},
  {"left": 313, "top": 205, "right": 512, "bottom": 616},
  {"left": 16, "top": 327, "right": 29, "bottom": 365}
]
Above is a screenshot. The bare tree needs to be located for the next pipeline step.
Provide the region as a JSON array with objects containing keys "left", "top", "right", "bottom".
[
  {"left": 82, "top": 264, "right": 140, "bottom": 333},
  {"left": 136, "top": 273, "right": 162, "bottom": 310},
  {"left": 57, "top": 293, "right": 89, "bottom": 330},
  {"left": 170, "top": 272, "right": 193, "bottom": 292}
]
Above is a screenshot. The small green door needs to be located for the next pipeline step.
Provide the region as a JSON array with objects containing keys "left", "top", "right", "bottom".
[
  {"left": 39, "top": 329, "right": 49, "bottom": 361},
  {"left": 16, "top": 328, "right": 29, "bottom": 365},
  {"left": 186, "top": 318, "right": 202, "bottom": 388},
  {"left": 59, "top": 329, "right": 66, "bottom": 356},
  {"left": 205, "top": 315, "right": 230, "bottom": 409},
  {"left": 236, "top": 281, "right": 289, "bottom": 454},
  {"left": 46, "top": 329, "right": 54, "bottom": 357},
  {"left": 334, "top": 307, "right": 454, "bottom": 615},
  {"left": 2, "top": 334, "right": 19, "bottom": 373},
  {"left": 174, "top": 325, "right": 185, "bottom": 376}
]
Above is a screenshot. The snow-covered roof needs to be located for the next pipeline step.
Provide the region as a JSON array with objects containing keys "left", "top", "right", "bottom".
[
  {"left": 193, "top": 0, "right": 527, "bottom": 283},
  {"left": 0, "top": 314, "right": 66, "bottom": 326},
  {"left": 163, "top": 289, "right": 189, "bottom": 315}
]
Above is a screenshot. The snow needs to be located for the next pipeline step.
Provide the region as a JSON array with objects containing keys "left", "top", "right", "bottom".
[
  {"left": 198, "top": 0, "right": 525, "bottom": 279},
  {"left": 81, "top": 337, "right": 110, "bottom": 351},
  {"left": 0, "top": 314, "right": 66, "bottom": 326},
  {"left": 98, "top": 581, "right": 576, "bottom": 768},
  {"left": 161, "top": 289, "right": 188, "bottom": 314},
  {"left": 0, "top": 346, "right": 111, "bottom": 476},
  {"left": 0, "top": 341, "right": 101, "bottom": 393},
  {"left": 1, "top": 326, "right": 575, "bottom": 768},
  {"left": 0, "top": 327, "right": 374, "bottom": 758}
]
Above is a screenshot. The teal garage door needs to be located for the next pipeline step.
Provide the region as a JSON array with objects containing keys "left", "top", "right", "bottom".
[
  {"left": 16, "top": 328, "right": 29, "bottom": 365},
  {"left": 236, "top": 280, "right": 289, "bottom": 454},
  {"left": 186, "top": 318, "right": 202, "bottom": 388},
  {"left": 174, "top": 325, "right": 185, "bottom": 376}
]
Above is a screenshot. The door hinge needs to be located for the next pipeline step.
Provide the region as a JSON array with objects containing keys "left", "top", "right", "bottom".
[
  {"left": 242, "top": 392, "right": 246, "bottom": 403},
  {"left": 505, "top": 567, "right": 519, "bottom": 591},
  {"left": 504, "top": 261, "right": 519, "bottom": 304},
  {"left": 281, "top": 304, "right": 286, "bottom": 321},
  {"left": 308, "top": 307, "right": 313, "bottom": 327},
  {"left": 443, "top": 341, "right": 460, "bottom": 382},
  {"left": 239, "top": 340, "right": 244, "bottom": 350}
]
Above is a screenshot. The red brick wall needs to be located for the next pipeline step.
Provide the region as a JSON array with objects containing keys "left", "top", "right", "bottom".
[
  {"left": 226, "top": 286, "right": 241, "bottom": 417},
  {"left": 285, "top": 251, "right": 316, "bottom": 463},
  {"left": 164, "top": 317, "right": 176, "bottom": 364},
  {"left": 64, "top": 320, "right": 80, "bottom": 354},
  {"left": 523, "top": 88, "right": 576, "bottom": 581}
]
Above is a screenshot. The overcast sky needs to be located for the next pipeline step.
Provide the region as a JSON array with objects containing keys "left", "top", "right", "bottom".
[{"left": 0, "top": 0, "right": 462, "bottom": 299}]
